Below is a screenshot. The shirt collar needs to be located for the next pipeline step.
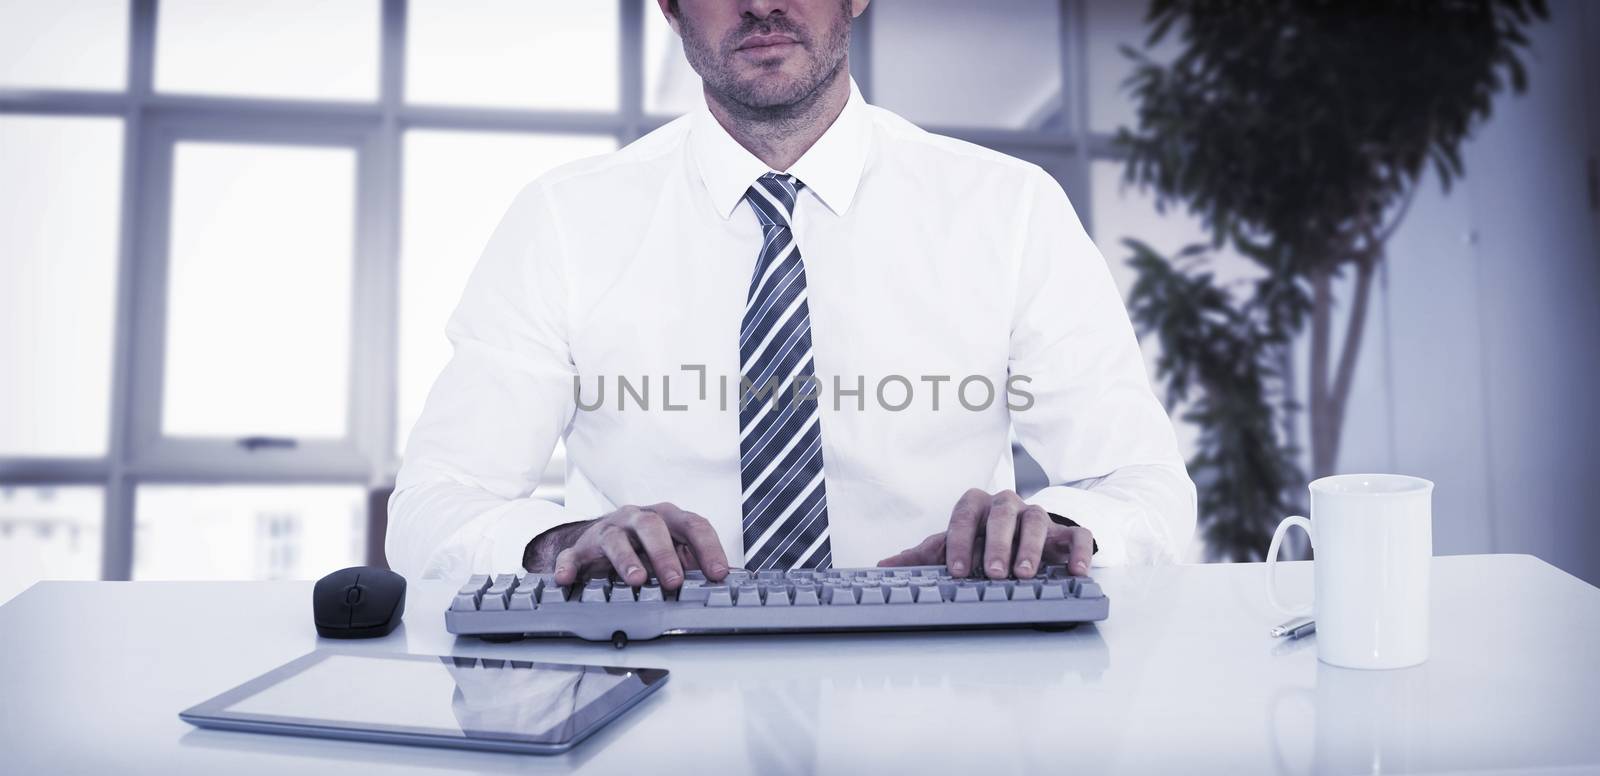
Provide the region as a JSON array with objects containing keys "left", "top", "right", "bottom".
[{"left": 689, "top": 75, "right": 871, "bottom": 221}]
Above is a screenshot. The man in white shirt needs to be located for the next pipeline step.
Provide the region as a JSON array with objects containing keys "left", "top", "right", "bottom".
[{"left": 388, "top": 0, "right": 1196, "bottom": 591}]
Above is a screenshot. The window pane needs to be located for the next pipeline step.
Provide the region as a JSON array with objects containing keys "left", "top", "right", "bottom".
[
  {"left": 406, "top": 0, "right": 618, "bottom": 111},
  {"left": 0, "top": 115, "right": 122, "bottom": 456},
  {"left": 871, "top": 0, "right": 1063, "bottom": 130},
  {"left": 133, "top": 485, "right": 364, "bottom": 580},
  {"left": 399, "top": 130, "right": 616, "bottom": 455},
  {"left": 0, "top": 486, "right": 103, "bottom": 605},
  {"left": 0, "top": 0, "right": 128, "bottom": 91},
  {"left": 162, "top": 142, "right": 355, "bottom": 439},
  {"left": 155, "top": 0, "right": 379, "bottom": 101},
  {"left": 643, "top": 0, "right": 701, "bottom": 117},
  {"left": 1085, "top": 0, "right": 1179, "bottom": 134},
  {"left": 1091, "top": 159, "right": 1264, "bottom": 460}
]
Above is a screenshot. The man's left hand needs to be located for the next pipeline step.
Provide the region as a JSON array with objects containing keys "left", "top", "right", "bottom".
[{"left": 876, "top": 489, "right": 1095, "bottom": 579}]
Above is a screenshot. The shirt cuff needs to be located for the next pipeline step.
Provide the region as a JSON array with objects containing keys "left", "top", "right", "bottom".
[
  {"left": 1025, "top": 485, "right": 1133, "bottom": 567},
  {"left": 470, "top": 498, "right": 572, "bottom": 575}
]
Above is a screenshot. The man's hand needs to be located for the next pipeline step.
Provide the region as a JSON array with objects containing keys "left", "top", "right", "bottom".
[
  {"left": 877, "top": 489, "right": 1095, "bottom": 579},
  {"left": 525, "top": 503, "right": 729, "bottom": 592}
]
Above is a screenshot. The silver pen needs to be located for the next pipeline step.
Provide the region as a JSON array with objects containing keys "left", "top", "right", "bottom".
[{"left": 1270, "top": 617, "right": 1316, "bottom": 639}]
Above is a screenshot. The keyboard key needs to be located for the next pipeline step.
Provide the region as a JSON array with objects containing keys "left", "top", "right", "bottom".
[
  {"left": 913, "top": 582, "right": 943, "bottom": 603},
  {"left": 1011, "top": 581, "right": 1038, "bottom": 601},
  {"left": 980, "top": 583, "right": 1009, "bottom": 602},
  {"left": 1076, "top": 581, "right": 1104, "bottom": 599},
  {"left": 954, "top": 583, "right": 981, "bottom": 603},
  {"left": 610, "top": 586, "right": 637, "bottom": 603},
  {"left": 887, "top": 585, "right": 914, "bottom": 604},
  {"left": 480, "top": 574, "right": 517, "bottom": 611},
  {"left": 827, "top": 584, "right": 856, "bottom": 605},
  {"left": 450, "top": 574, "right": 492, "bottom": 611},
  {"left": 724, "top": 570, "right": 751, "bottom": 586},
  {"left": 638, "top": 584, "right": 663, "bottom": 603},
  {"left": 705, "top": 586, "right": 733, "bottom": 607},
  {"left": 677, "top": 580, "right": 708, "bottom": 603},
  {"left": 581, "top": 580, "right": 609, "bottom": 603},
  {"left": 509, "top": 577, "right": 539, "bottom": 610},
  {"left": 792, "top": 584, "right": 819, "bottom": 606},
  {"left": 736, "top": 583, "right": 762, "bottom": 607},
  {"left": 683, "top": 570, "right": 706, "bottom": 582},
  {"left": 856, "top": 584, "right": 885, "bottom": 604},
  {"left": 1039, "top": 582, "right": 1066, "bottom": 600},
  {"left": 539, "top": 581, "right": 569, "bottom": 604}
]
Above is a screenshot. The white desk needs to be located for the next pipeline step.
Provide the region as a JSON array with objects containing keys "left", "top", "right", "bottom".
[{"left": 2, "top": 554, "right": 1597, "bottom": 775}]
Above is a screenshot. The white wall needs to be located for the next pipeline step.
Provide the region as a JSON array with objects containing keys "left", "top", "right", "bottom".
[{"left": 1335, "top": 0, "right": 1600, "bottom": 583}]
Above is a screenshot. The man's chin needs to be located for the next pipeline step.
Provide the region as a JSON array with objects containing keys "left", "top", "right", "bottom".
[{"left": 724, "top": 73, "right": 817, "bottom": 109}]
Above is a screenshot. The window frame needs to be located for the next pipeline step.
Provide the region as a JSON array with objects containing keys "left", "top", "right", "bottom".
[
  {"left": 125, "top": 115, "right": 382, "bottom": 479},
  {"left": 0, "top": 0, "right": 1113, "bottom": 581}
]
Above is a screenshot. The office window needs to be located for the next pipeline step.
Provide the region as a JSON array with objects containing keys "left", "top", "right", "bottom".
[
  {"left": 871, "top": 0, "right": 1064, "bottom": 130},
  {"left": 161, "top": 141, "right": 357, "bottom": 439},
  {"left": 643, "top": 1, "right": 701, "bottom": 118},
  {"left": 1091, "top": 158, "right": 1269, "bottom": 461},
  {"left": 0, "top": 115, "right": 123, "bottom": 457},
  {"left": 154, "top": 0, "right": 381, "bottom": 101},
  {"left": 406, "top": 0, "right": 619, "bottom": 111},
  {"left": 1084, "top": 0, "right": 1183, "bottom": 134},
  {"left": 133, "top": 485, "right": 364, "bottom": 580},
  {"left": 398, "top": 130, "right": 616, "bottom": 451},
  {"left": 1089, "top": 160, "right": 1262, "bottom": 299},
  {"left": 0, "top": 486, "right": 104, "bottom": 605},
  {"left": 0, "top": 0, "right": 128, "bottom": 91}
]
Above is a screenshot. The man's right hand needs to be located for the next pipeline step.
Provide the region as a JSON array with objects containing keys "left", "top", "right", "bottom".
[{"left": 536, "top": 503, "right": 729, "bottom": 592}]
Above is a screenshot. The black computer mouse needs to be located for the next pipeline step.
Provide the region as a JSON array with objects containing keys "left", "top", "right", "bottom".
[{"left": 313, "top": 566, "right": 406, "bottom": 639}]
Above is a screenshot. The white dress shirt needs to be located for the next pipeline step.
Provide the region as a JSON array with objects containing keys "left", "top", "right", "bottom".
[{"left": 388, "top": 77, "right": 1196, "bottom": 581}]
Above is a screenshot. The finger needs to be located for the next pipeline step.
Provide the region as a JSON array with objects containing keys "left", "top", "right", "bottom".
[
  {"left": 1066, "top": 526, "right": 1094, "bottom": 576},
  {"left": 597, "top": 525, "right": 648, "bottom": 586},
  {"left": 878, "top": 533, "right": 944, "bottom": 567},
  {"left": 982, "top": 491, "right": 1023, "bottom": 579},
  {"left": 676, "top": 543, "right": 698, "bottom": 571},
  {"left": 651, "top": 503, "right": 730, "bottom": 581},
  {"left": 944, "top": 488, "right": 990, "bottom": 577},
  {"left": 1013, "top": 506, "right": 1049, "bottom": 579},
  {"left": 630, "top": 510, "right": 684, "bottom": 590},
  {"left": 553, "top": 546, "right": 583, "bottom": 585}
]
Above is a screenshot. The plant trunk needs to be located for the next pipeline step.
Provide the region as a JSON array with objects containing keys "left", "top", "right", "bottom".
[
  {"left": 1308, "top": 259, "right": 1379, "bottom": 480},
  {"left": 1309, "top": 268, "right": 1334, "bottom": 479},
  {"left": 1298, "top": 258, "right": 1378, "bottom": 560}
]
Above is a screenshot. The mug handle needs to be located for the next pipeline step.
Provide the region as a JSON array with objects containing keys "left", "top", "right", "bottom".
[{"left": 1266, "top": 515, "right": 1314, "bottom": 616}]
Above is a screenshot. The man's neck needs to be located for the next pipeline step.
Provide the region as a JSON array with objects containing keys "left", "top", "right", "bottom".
[{"left": 703, "top": 63, "right": 851, "bottom": 172}]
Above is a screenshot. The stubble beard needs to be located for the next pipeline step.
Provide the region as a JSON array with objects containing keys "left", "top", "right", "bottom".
[{"left": 678, "top": 2, "right": 852, "bottom": 123}]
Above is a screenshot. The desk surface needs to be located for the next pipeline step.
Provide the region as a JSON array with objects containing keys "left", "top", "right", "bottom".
[{"left": 2, "top": 554, "right": 1598, "bottom": 775}]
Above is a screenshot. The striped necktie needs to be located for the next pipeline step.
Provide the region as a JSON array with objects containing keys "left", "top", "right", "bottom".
[{"left": 737, "top": 172, "right": 832, "bottom": 572}]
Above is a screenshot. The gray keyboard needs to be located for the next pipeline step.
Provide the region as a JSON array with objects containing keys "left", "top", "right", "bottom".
[{"left": 445, "top": 565, "right": 1108, "bottom": 645}]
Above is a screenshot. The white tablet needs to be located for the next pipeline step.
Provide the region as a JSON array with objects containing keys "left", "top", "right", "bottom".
[{"left": 180, "top": 650, "right": 669, "bottom": 755}]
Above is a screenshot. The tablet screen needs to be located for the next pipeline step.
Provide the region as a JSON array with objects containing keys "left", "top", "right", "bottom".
[{"left": 185, "top": 651, "right": 667, "bottom": 747}]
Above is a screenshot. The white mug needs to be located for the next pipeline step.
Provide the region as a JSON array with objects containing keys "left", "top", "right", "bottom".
[{"left": 1266, "top": 473, "right": 1434, "bottom": 669}]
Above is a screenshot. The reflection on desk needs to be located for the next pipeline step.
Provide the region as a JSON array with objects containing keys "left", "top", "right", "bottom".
[{"left": 0, "top": 554, "right": 1596, "bottom": 775}]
